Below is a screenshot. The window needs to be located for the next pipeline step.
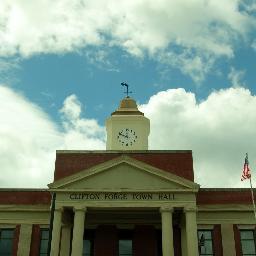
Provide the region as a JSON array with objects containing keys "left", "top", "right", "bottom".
[
  {"left": 83, "top": 239, "right": 92, "bottom": 256},
  {"left": 198, "top": 230, "right": 214, "bottom": 256},
  {"left": 240, "top": 230, "right": 256, "bottom": 256},
  {"left": 0, "top": 229, "right": 14, "bottom": 256},
  {"left": 119, "top": 239, "right": 132, "bottom": 256},
  {"left": 82, "top": 230, "right": 94, "bottom": 256},
  {"left": 39, "top": 229, "right": 49, "bottom": 256},
  {"left": 118, "top": 230, "right": 133, "bottom": 256}
]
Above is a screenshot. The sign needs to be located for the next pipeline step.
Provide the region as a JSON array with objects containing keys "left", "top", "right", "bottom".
[{"left": 69, "top": 192, "right": 175, "bottom": 201}]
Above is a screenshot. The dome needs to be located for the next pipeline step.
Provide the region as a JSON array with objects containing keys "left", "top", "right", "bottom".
[
  {"left": 119, "top": 97, "right": 137, "bottom": 109},
  {"left": 111, "top": 97, "right": 144, "bottom": 116}
]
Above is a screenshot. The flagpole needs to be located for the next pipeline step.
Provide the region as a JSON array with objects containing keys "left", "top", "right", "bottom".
[
  {"left": 47, "top": 192, "right": 56, "bottom": 256},
  {"left": 249, "top": 177, "right": 256, "bottom": 221}
]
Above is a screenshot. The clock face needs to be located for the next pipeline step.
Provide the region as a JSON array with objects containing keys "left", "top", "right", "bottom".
[{"left": 117, "top": 128, "right": 138, "bottom": 147}]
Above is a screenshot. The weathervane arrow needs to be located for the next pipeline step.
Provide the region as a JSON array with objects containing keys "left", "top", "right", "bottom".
[{"left": 121, "top": 82, "right": 132, "bottom": 97}]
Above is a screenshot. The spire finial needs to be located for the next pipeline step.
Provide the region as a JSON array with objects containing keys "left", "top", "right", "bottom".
[{"left": 121, "top": 82, "right": 132, "bottom": 97}]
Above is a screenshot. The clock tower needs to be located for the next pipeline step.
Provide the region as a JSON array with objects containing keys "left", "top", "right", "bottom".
[{"left": 106, "top": 96, "right": 150, "bottom": 150}]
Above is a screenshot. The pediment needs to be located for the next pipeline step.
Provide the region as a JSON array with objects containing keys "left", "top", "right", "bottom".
[{"left": 49, "top": 156, "right": 199, "bottom": 191}]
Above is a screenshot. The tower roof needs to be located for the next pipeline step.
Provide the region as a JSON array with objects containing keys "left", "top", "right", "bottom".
[{"left": 111, "top": 96, "right": 144, "bottom": 116}]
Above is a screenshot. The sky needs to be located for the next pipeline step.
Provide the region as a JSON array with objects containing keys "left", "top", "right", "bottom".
[{"left": 0, "top": 0, "right": 256, "bottom": 188}]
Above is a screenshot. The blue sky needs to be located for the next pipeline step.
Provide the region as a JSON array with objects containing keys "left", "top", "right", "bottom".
[
  {"left": 1, "top": 0, "right": 256, "bottom": 188},
  {"left": 4, "top": 41, "right": 256, "bottom": 126}
]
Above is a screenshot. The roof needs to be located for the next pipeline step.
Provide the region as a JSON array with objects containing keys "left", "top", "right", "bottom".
[
  {"left": 111, "top": 97, "right": 144, "bottom": 116},
  {"left": 54, "top": 150, "right": 194, "bottom": 181},
  {"left": 0, "top": 189, "right": 51, "bottom": 205},
  {"left": 197, "top": 188, "right": 254, "bottom": 204}
]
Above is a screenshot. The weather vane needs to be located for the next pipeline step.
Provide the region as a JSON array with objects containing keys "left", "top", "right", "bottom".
[{"left": 121, "top": 82, "right": 132, "bottom": 97}]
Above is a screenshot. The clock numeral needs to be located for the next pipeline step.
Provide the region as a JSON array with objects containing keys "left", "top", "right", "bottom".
[{"left": 117, "top": 129, "right": 137, "bottom": 146}]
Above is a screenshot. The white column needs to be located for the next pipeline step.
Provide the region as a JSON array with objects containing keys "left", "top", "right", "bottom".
[
  {"left": 185, "top": 208, "right": 199, "bottom": 256},
  {"left": 50, "top": 207, "right": 63, "bottom": 256},
  {"left": 60, "top": 225, "right": 72, "bottom": 256},
  {"left": 71, "top": 206, "right": 87, "bottom": 256},
  {"left": 221, "top": 224, "right": 236, "bottom": 256},
  {"left": 180, "top": 216, "right": 187, "bottom": 256},
  {"left": 17, "top": 224, "right": 32, "bottom": 256},
  {"left": 160, "top": 206, "right": 174, "bottom": 256}
]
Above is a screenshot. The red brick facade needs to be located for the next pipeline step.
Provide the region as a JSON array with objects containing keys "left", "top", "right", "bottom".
[
  {"left": 0, "top": 150, "right": 254, "bottom": 255},
  {"left": 133, "top": 225, "right": 158, "bottom": 256},
  {"left": 197, "top": 189, "right": 253, "bottom": 204},
  {"left": 29, "top": 224, "right": 41, "bottom": 256},
  {"left": 0, "top": 190, "right": 51, "bottom": 205},
  {"left": 213, "top": 225, "right": 223, "bottom": 256},
  {"left": 13, "top": 225, "right": 20, "bottom": 256},
  {"left": 94, "top": 225, "right": 118, "bottom": 256},
  {"left": 233, "top": 224, "right": 242, "bottom": 256},
  {"left": 54, "top": 151, "right": 194, "bottom": 181}
]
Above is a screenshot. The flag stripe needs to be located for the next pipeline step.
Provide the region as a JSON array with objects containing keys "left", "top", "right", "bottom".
[{"left": 241, "top": 153, "right": 251, "bottom": 181}]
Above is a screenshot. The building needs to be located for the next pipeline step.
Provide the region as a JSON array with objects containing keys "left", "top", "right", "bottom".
[{"left": 0, "top": 96, "right": 255, "bottom": 256}]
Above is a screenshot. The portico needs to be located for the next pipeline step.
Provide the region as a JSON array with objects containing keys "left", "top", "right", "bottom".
[
  {"left": 48, "top": 154, "right": 199, "bottom": 256},
  {"left": 49, "top": 204, "right": 199, "bottom": 256}
]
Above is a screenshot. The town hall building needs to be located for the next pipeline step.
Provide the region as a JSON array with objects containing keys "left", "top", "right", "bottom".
[{"left": 0, "top": 96, "right": 255, "bottom": 256}]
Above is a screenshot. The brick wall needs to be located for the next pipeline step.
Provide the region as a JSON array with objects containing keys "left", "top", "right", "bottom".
[
  {"left": 94, "top": 225, "right": 118, "bottom": 256},
  {"left": 133, "top": 225, "right": 157, "bottom": 256}
]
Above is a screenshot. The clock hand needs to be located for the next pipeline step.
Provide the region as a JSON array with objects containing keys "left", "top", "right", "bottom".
[{"left": 118, "top": 132, "right": 128, "bottom": 138}]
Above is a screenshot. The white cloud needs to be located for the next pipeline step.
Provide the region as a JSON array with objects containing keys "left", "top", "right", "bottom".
[
  {"left": 0, "top": 57, "right": 20, "bottom": 83},
  {"left": 0, "top": 85, "right": 61, "bottom": 187},
  {"left": 140, "top": 87, "right": 256, "bottom": 188},
  {"left": 228, "top": 67, "right": 246, "bottom": 87},
  {"left": 0, "top": 0, "right": 255, "bottom": 82},
  {"left": 252, "top": 39, "right": 256, "bottom": 51},
  {"left": 0, "top": 85, "right": 105, "bottom": 188},
  {"left": 60, "top": 94, "right": 106, "bottom": 149},
  {"left": 158, "top": 50, "right": 216, "bottom": 84},
  {"left": 1, "top": 85, "right": 256, "bottom": 188}
]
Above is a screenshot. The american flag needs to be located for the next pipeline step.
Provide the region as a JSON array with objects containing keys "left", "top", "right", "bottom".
[{"left": 241, "top": 153, "right": 251, "bottom": 181}]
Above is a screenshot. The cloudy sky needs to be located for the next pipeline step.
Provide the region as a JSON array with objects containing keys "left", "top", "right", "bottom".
[{"left": 1, "top": 0, "right": 256, "bottom": 188}]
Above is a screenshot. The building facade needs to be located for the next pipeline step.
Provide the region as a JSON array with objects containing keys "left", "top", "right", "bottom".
[{"left": 0, "top": 97, "right": 255, "bottom": 256}]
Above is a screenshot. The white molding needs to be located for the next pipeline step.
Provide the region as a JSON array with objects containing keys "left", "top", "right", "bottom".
[
  {"left": 237, "top": 224, "right": 256, "bottom": 229},
  {"left": 49, "top": 155, "right": 199, "bottom": 191},
  {"left": 197, "top": 224, "right": 214, "bottom": 229}
]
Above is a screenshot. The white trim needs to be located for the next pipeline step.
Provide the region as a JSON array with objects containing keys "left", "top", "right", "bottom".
[
  {"left": 237, "top": 224, "right": 256, "bottom": 229},
  {"left": 0, "top": 224, "right": 16, "bottom": 228},
  {"left": 197, "top": 225, "right": 214, "bottom": 229},
  {"left": 49, "top": 155, "right": 199, "bottom": 190}
]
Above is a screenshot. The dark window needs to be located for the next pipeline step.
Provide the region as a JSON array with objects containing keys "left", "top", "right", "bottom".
[
  {"left": 198, "top": 230, "right": 214, "bottom": 256},
  {"left": 39, "top": 229, "right": 49, "bottom": 256},
  {"left": 240, "top": 230, "right": 256, "bottom": 256},
  {"left": 118, "top": 230, "right": 133, "bottom": 256},
  {"left": 0, "top": 229, "right": 14, "bottom": 256},
  {"left": 119, "top": 239, "right": 132, "bottom": 256},
  {"left": 83, "top": 239, "right": 92, "bottom": 256},
  {"left": 83, "top": 229, "right": 94, "bottom": 256}
]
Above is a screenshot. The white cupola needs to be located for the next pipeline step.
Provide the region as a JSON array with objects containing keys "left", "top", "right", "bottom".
[{"left": 106, "top": 97, "right": 150, "bottom": 150}]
